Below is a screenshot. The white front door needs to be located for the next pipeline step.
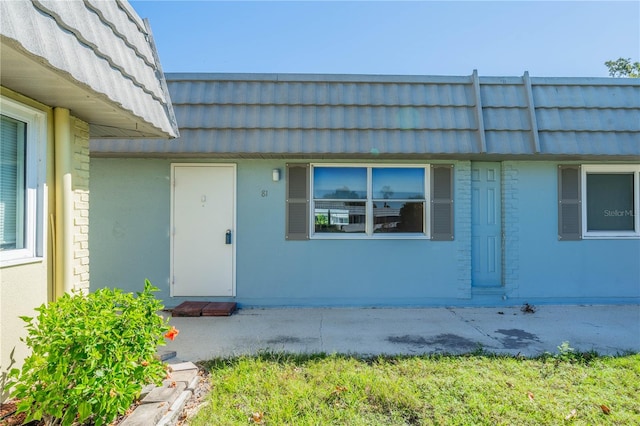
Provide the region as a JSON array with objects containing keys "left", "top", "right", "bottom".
[{"left": 171, "top": 164, "right": 236, "bottom": 296}]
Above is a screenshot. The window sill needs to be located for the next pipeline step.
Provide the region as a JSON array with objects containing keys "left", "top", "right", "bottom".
[
  {"left": 1, "top": 256, "right": 44, "bottom": 268},
  {"left": 582, "top": 234, "right": 640, "bottom": 240},
  {"left": 311, "top": 234, "right": 430, "bottom": 240}
]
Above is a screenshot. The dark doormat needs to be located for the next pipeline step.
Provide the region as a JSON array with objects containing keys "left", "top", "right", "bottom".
[
  {"left": 202, "top": 302, "right": 237, "bottom": 316},
  {"left": 172, "top": 301, "right": 237, "bottom": 317}
]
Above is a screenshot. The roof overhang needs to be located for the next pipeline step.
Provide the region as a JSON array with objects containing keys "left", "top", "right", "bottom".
[{"left": 1, "top": 38, "right": 169, "bottom": 138}]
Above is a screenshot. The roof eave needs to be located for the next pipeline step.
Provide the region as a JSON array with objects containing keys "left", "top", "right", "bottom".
[{"left": 0, "top": 39, "right": 175, "bottom": 138}]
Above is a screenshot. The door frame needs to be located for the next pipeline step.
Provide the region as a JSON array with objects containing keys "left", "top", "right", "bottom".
[{"left": 169, "top": 163, "right": 237, "bottom": 297}]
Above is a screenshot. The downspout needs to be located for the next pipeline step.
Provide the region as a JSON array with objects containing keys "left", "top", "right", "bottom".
[{"left": 53, "top": 107, "right": 73, "bottom": 297}]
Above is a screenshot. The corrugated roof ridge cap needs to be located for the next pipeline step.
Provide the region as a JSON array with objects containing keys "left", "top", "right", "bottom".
[
  {"left": 529, "top": 76, "right": 640, "bottom": 86},
  {"left": 166, "top": 72, "right": 640, "bottom": 85},
  {"left": 165, "top": 72, "right": 475, "bottom": 84}
]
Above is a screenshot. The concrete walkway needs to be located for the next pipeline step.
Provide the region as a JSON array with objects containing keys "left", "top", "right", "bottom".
[{"left": 163, "top": 304, "right": 640, "bottom": 360}]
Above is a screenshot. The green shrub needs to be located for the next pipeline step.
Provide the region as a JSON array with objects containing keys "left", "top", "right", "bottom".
[{"left": 4, "top": 280, "right": 173, "bottom": 426}]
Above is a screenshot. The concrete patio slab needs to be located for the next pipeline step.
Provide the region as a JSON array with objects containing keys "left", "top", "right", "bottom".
[{"left": 162, "top": 305, "right": 640, "bottom": 361}]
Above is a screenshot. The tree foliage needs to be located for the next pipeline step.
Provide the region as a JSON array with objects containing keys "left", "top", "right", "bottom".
[{"left": 604, "top": 57, "right": 640, "bottom": 78}]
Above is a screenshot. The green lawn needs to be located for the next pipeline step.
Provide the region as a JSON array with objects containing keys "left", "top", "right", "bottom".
[{"left": 188, "top": 350, "right": 640, "bottom": 425}]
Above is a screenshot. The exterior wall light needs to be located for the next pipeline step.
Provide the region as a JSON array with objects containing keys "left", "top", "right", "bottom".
[{"left": 272, "top": 168, "right": 281, "bottom": 182}]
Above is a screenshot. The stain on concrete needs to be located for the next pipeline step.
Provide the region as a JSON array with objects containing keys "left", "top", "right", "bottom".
[
  {"left": 387, "top": 333, "right": 479, "bottom": 351},
  {"left": 266, "top": 336, "right": 303, "bottom": 344},
  {"left": 495, "top": 328, "right": 541, "bottom": 349},
  {"left": 430, "top": 334, "right": 479, "bottom": 351},
  {"left": 388, "top": 335, "right": 429, "bottom": 346}
]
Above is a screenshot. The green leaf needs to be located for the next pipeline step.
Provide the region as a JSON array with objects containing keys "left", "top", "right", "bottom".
[
  {"left": 7, "top": 279, "right": 172, "bottom": 425},
  {"left": 78, "top": 401, "right": 92, "bottom": 422}
]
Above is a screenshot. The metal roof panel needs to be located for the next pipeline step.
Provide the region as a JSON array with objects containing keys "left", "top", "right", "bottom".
[
  {"left": 539, "top": 132, "right": 640, "bottom": 156},
  {"left": 91, "top": 72, "right": 639, "bottom": 157},
  {"left": 532, "top": 84, "right": 640, "bottom": 109},
  {"left": 537, "top": 108, "right": 640, "bottom": 132},
  {"left": 95, "top": 129, "right": 480, "bottom": 155},
  {"left": 485, "top": 131, "right": 534, "bottom": 155},
  {"left": 167, "top": 79, "right": 475, "bottom": 107},
  {"left": 482, "top": 107, "right": 530, "bottom": 131},
  {"left": 479, "top": 84, "right": 528, "bottom": 108},
  {"left": 173, "top": 104, "right": 477, "bottom": 130}
]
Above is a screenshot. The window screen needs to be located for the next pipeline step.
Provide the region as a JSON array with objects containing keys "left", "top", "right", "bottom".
[
  {"left": 586, "top": 173, "right": 634, "bottom": 231},
  {"left": 1, "top": 115, "right": 26, "bottom": 250}
]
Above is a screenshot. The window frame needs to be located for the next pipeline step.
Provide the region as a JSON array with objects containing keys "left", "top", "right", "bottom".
[
  {"left": 581, "top": 164, "right": 640, "bottom": 239},
  {"left": 310, "top": 163, "right": 430, "bottom": 239},
  {"left": 0, "top": 96, "right": 47, "bottom": 266}
]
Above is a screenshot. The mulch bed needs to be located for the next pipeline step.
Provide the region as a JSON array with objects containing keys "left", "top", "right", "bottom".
[
  {"left": 1, "top": 401, "right": 31, "bottom": 426},
  {"left": 1, "top": 401, "right": 135, "bottom": 426}
]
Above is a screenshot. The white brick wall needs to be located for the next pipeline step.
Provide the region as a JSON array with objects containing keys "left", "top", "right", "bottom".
[
  {"left": 502, "top": 162, "right": 519, "bottom": 294},
  {"left": 455, "top": 161, "right": 472, "bottom": 298},
  {"left": 72, "top": 118, "right": 90, "bottom": 292}
]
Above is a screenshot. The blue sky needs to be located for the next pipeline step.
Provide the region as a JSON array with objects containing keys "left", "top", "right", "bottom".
[{"left": 131, "top": 1, "right": 640, "bottom": 77}]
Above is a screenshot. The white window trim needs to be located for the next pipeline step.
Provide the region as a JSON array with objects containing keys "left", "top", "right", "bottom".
[
  {"left": 581, "top": 164, "right": 640, "bottom": 239},
  {"left": 310, "top": 163, "right": 430, "bottom": 240},
  {"left": 0, "top": 96, "right": 47, "bottom": 266}
]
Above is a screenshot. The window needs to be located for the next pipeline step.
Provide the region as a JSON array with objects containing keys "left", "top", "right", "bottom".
[
  {"left": 286, "top": 163, "right": 453, "bottom": 241},
  {"left": 311, "top": 165, "right": 428, "bottom": 238},
  {"left": 0, "top": 96, "right": 47, "bottom": 265},
  {"left": 1, "top": 115, "right": 26, "bottom": 250},
  {"left": 582, "top": 165, "right": 639, "bottom": 238}
]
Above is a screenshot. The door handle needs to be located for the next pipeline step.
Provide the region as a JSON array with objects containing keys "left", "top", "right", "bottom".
[{"left": 225, "top": 229, "right": 232, "bottom": 244}]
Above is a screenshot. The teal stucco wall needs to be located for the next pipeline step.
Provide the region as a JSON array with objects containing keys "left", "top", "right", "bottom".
[
  {"left": 89, "top": 158, "right": 640, "bottom": 307},
  {"left": 502, "top": 161, "right": 640, "bottom": 302}
]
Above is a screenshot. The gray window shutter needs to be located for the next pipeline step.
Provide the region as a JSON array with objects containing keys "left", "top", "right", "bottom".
[
  {"left": 558, "top": 165, "right": 582, "bottom": 240},
  {"left": 431, "top": 164, "right": 454, "bottom": 240},
  {"left": 286, "top": 163, "right": 309, "bottom": 240}
]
